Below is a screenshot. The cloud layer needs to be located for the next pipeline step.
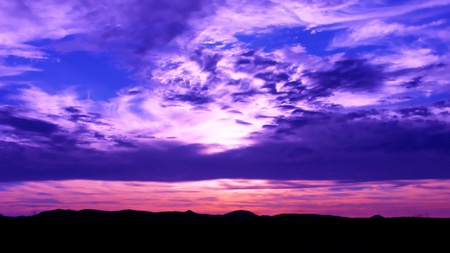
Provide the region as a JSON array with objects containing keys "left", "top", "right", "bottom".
[
  {"left": 1, "top": 0, "right": 450, "bottom": 183},
  {"left": 2, "top": 178, "right": 450, "bottom": 217}
]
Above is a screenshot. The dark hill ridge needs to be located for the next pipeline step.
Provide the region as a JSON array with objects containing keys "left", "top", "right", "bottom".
[{"left": 1, "top": 209, "right": 449, "bottom": 252}]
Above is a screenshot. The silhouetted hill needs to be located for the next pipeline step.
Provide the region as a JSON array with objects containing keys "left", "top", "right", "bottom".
[
  {"left": 1, "top": 209, "right": 449, "bottom": 252},
  {"left": 224, "top": 209, "right": 259, "bottom": 219}
]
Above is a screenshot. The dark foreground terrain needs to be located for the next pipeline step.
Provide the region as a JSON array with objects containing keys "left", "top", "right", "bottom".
[{"left": 1, "top": 209, "right": 449, "bottom": 252}]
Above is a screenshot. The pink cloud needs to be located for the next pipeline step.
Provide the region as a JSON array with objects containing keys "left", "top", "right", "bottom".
[
  {"left": 0, "top": 65, "right": 41, "bottom": 77},
  {"left": 1, "top": 178, "right": 450, "bottom": 218}
]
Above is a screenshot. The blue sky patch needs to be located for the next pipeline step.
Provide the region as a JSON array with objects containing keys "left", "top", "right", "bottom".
[{"left": 234, "top": 26, "right": 341, "bottom": 56}]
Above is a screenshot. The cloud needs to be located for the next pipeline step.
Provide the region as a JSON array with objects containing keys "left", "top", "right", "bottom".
[
  {"left": 38, "top": 0, "right": 218, "bottom": 71},
  {"left": 269, "top": 108, "right": 450, "bottom": 154},
  {"left": 0, "top": 44, "right": 47, "bottom": 59},
  {"left": 1, "top": 0, "right": 450, "bottom": 185},
  {"left": 2, "top": 31, "right": 449, "bottom": 156},
  {"left": 0, "top": 0, "right": 219, "bottom": 80},
  {"left": 329, "top": 18, "right": 449, "bottom": 49},
  {"left": 303, "top": 58, "right": 386, "bottom": 97},
  {"left": 372, "top": 48, "right": 443, "bottom": 71},
  {"left": 0, "top": 109, "right": 58, "bottom": 134},
  {"left": 0, "top": 0, "right": 84, "bottom": 56},
  {"left": 2, "top": 100, "right": 450, "bottom": 183},
  {"left": 2, "top": 178, "right": 450, "bottom": 217},
  {"left": 197, "top": 0, "right": 440, "bottom": 46},
  {"left": 0, "top": 65, "right": 41, "bottom": 77},
  {"left": 85, "top": 0, "right": 211, "bottom": 54}
]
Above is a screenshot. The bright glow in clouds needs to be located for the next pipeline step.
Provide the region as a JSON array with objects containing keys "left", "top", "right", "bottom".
[{"left": 1, "top": 179, "right": 450, "bottom": 218}]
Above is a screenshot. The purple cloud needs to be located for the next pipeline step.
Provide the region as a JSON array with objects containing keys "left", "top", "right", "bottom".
[
  {"left": 2, "top": 103, "right": 450, "bottom": 183},
  {"left": 0, "top": 0, "right": 450, "bottom": 186},
  {"left": 0, "top": 110, "right": 58, "bottom": 134},
  {"left": 2, "top": 1, "right": 450, "bottom": 219}
]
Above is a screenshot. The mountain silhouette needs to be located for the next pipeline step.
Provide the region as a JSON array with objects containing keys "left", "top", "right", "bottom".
[
  {"left": 224, "top": 209, "right": 259, "bottom": 219},
  {"left": 1, "top": 209, "right": 448, "bottom": 252}
]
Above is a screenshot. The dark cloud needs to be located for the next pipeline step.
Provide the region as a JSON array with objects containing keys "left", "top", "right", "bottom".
[
  {"left": 117, "top": 88, "right": 147, "bottom": 96},
  {"left": 262, "top": 124, "right": 277, "bottom": 129},
  {"left": 1, "top": 97, "right": 450, "bottom": 183},
  {"left": 252, "top": 101, "right": 450, "bottom": 155},
  {"left": 114, "top": 139, "right": 136, "bottom": 148},
  {"left": 63, "top": 106, "right": 104, "bottom": 124},
  {"left": 303, "top": 58, "right": 386, "bottom": 97},
  {"left": 388, "top": 63, "right": 446, "bottom": 79},
  {"left": 433, "top": 100, "right": 450, "bottom": 108},
  {"left": 2, "top": 117, "right": 450, "bottom": 183},
  {"left": 92, "top": 0, "right": 208, "bottom": 54},
  {"left": 46, "top": 134, "right": 78, "bottom": 151},
  {"left": 227, "top": 109, "right": 243, "bottom": 114},
  {"left": 0, "top": 110, "right": 59, "bottom": 134},
  {"left": 292, "top": 108, "right": 327, "bottom": 117},
  {"left": 241, "top": 50, "right": 256, "bottom": 57},
  {"left": 255, "top": 71, "right": 289, "bottom": 83},
  {"left": 235, "top": 119, "right": 252, "bottom": 125},
  {"left": 234, "top": 53, "right": 280, "bottom": 73},
  {"left": 236, "top": 58, "right": 252, "bottom": 65},
  {"left": 0, "top": 107, "right": 110, "bottom": 153},
  {"left": 397, "top": 106, "right": 432, "bottom": 118},
  {"left": 278, "top": 104, "right": 297, "bottom": 110},
  {"left": 276, "top": 80, "right": 307, "bottom": 103},
  {"left": 269, "top": 114, "right": 327, "bottom": 139},
  {"left": 231, "top": 90, "right": 260, "bottom": 103},
  {"left": 229, "top": 52, "right": 386, "bottom": 109},
  {"left": 253, "top": 56, "right": 278, "bottom": 67},
  {"left": 343, "top": 109, "right": 380, "bottom": 121},
  {"left": 165, "top": 92, "right": 213, "bottom": 105},
  {"left": 261, "top": 82, "right": 277, "bottom": 94},
  {"left": 302, "top": 116, "right": 450, "bottom": 154},
  {"left": 158, "top": 49, "right": 226, "bottom": 105},
  {"left": 93, "top": 132, "right": 105, "bottom": 139},
  {"left": 190, "top": 48, "right": 223, "bottom": 73},
  {"left": 63, "top": 106, "right": 82, "bottom": 114},
  {"left": 404, "top": 76, "right": 424, "bottom": 88},
  {"left": 49, "top": 0, "right": 217, "bottom": 68}
]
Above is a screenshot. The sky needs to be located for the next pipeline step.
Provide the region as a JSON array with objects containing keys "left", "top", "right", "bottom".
[{"left": 1, "top": 0, "right": 450, "bottom": 218}]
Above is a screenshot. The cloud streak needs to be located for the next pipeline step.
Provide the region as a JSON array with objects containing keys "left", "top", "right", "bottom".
[{"left": 1, "top": 178, "right": 449, "bottom": 218}]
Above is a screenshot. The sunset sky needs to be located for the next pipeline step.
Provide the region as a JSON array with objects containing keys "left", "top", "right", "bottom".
[{"left": 1, "top": 0, "right": 450, "bottom": 218}]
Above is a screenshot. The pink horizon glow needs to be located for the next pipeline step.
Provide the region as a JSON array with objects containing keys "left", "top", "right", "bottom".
[{"left": 1, "top": 178, "right": 450, "bottom": 218}]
